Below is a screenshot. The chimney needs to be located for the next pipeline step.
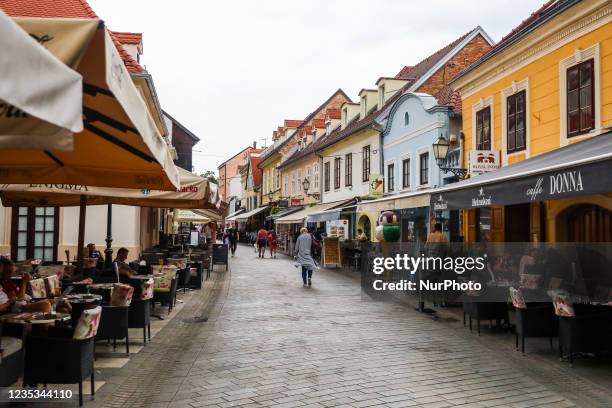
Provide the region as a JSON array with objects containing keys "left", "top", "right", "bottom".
[{"left": 253, "top": 141, "right": 257, "bottom": 148}]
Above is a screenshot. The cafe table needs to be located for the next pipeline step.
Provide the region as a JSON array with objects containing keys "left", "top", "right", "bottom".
[
  {"left": 62, "top": 293, "right": 103, "bottom": 327},
  {"left": 1, "top": 312, "right": 71, "bottom": 325}
]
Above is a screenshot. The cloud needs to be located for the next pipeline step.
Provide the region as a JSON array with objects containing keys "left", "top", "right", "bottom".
[{"left": 88, "top": 0, "right": 544, "bottom": 172}]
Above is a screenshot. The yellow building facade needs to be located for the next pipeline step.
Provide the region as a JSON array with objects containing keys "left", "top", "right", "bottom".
[{"left": 452, "top": 0, "right": 612, "bottom": 243}]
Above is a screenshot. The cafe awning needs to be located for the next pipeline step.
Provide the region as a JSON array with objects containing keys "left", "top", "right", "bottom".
[
  {"left": 235, "top": 206, "right": 270, "bottom": 222},
  {"left": 306, "top": 208, "right": 341, "bottom": 223},
  {"left": 173, "top": 209, "right": 210, "bottom": 223},
  {"left": 0, "top": 167, "right": 223, "bottom": 210},
  {"left": 357, "top": 190, "right": 431, "bottom": 214},
  {"left": 267, "top": 206, "right": 303, "bottom": 221},
  {"left": 0, "top": 17, "right": 179, "bottom": 190},
  {"left": 0, "top": 10, "right": 83, "bottom": 151},
  {"left": 194, "top": 209, "right": 222, "bottom": 222},
  {"left": 225, "top": 209, "right": 245, "bottom": 222},
  {"left": 434, "top": 131, "right": 612, "bottom": 210},
  {"left": 276, "top": 201, "right": 350, "bottom": 225}
]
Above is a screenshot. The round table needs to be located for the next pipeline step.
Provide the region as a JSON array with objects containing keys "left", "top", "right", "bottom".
[
  {"left": 1, "top": 312, "right": 70, "bottom": 325},
  {"left": 63, "top": 294, "right": 102, "bottom": 326}
]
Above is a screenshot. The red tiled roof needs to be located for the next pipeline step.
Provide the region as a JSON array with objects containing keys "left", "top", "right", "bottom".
[
  {"left": 313, "top": 119, "right": 326, "bottom": 129},
  {"left": 111, "top": 31, "right": 142, "bottom": 45},
  {"left": 395, "top": 65, "right": 414, "bottom": 79},
  {"left": 0, "top": 0, "right": 98, "bottom": 18},
  {"left": 284, "top": 120, "right": 303, "bottom": 128},
  {"left": 1, "top": 0, "right": 145, "bottom": 73},
  {"left": 326, "top": 108, "right": 341, "bottom": 120},
  {"left": 435, "top": 84, "right": 462, "bottom": 113},
  {"left": 314, "top": 28, "right": 483, "bottom": 154}
]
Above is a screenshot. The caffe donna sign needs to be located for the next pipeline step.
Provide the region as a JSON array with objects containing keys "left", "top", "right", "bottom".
[{"left": 433, "top": 159, "right": 612, "bottom": 210}]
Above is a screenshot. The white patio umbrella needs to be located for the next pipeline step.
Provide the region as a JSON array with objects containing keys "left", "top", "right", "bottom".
[{"left": 0, "top": 10, "right": 83, "bottom": 151}]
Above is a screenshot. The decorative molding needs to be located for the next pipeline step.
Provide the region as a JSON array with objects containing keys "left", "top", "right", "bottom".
[
  {"left": 459, "top": 4, "right": 611, "bottom": 99},
  {"left": 501, "top": 78, "right": 530, "bottom": 165},
  {"left": 471, "top": 96, "right": 495, "bottom": 151},
  {"left": 559, "top": 42, "right": 601, "bottom": 146}
]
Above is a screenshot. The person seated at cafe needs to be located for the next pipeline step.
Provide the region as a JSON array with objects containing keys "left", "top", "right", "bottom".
[
  {"left": 87, "top": 243, "right": 104, "bottom": 261},
  {"left": 0, "top": 258, "right": 52, "bottom": 313},
  {"left": 356, "top": 229, "right": 368, "bottom": 242},
  {"left": 113, "top": 248, "right": 137, "bottom": 280}
]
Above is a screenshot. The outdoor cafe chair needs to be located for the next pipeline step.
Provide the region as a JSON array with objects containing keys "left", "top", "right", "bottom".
[
  {"left": 96, "top": 284, "right": 133, "bottom": 355},
  {"left": 128, "top": 279, "right": 153, "bottom": 344},
  {"left": 23, "top": 306, "right": 102, "bottom": 406},
  {"left": 0, "top": 320, "right": 24, "bottom": 387},
  {"left": 463, "top": 297, "right": 509, "bottom": 335},
  {"left": 152, "top": 267, "right": 178, "bottom": 315},
  {"left": 553, "top": 294, "right": 612, "bottom": 365},
  {"left": 510, "top": 288, "right": 558, "bottom": 353}
]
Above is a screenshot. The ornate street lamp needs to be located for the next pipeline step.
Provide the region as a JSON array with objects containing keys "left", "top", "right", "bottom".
[
  {"left": 432, "top": 134, "right": 468, "bottom": 179},
  {"left": 302, "top": 177, "right": 310, "bottom": 194},
  {"left": 267, "top": 191, "right": 273, "bottom": 202}
]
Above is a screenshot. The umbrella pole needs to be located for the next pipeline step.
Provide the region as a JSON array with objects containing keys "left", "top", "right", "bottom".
[
  {"left": 104, "top": 204, "right": 113, "bottom": 269},
  {"left": 76, "top": 195, "right": 87, "bottom": 269}
]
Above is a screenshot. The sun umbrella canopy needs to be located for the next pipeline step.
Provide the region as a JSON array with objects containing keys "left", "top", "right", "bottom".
[
  {"left": 0, "top": 167, "right": 223, "bottom": 210},
  {"left": 0, "top": 10, "right": 83, "bottom": 151},
  {"left": 0, "top": 17, "right": 179, "bottom": 190},
  {"left": 173, "top": 209, "right": 210, "bottom": 223}
]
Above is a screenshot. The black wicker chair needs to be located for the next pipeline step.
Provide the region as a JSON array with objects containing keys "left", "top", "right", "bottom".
[
  {"left": 96, "top": 305, "right": 130, "bottom": 355},
  {"left": 515, "top": 303, "right": 558, "bottom": 353},
  {"left": 128, "top": 299, "right": 151, "bottom": 344},
  {"left": 152, "top": 275, "right": 178, "bottom": 315},
  {"left": 558, "top": 307, "right": 612, "bottom": 365},
  {"left": 23, "top": 336, "right": 95, "bottom": 406},
  {"left": 178, "top": 268, "right": 191, "bottom": 294},
  {"left": 463, "top": 300, "right": 509, "bottom": 335},
  {"left": 0, "top": 321, "right": 24, "bottom": 387}
]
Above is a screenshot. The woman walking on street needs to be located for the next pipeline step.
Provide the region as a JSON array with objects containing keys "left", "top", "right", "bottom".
[
  {"left": 295, "top": 227, "right": 316, "bottom": 286},
  {"left": 267, "top": 229, "right": 278, "bottom": 259}
]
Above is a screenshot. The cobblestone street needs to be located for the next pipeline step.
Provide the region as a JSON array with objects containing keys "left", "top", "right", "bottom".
[{"left": 90, "top": 245, "right": 612, "bottom": 408}]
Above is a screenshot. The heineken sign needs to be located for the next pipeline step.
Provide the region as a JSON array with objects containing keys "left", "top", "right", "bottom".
[{"left": 434, "top": 159, "right": 612, "bottom": 210}]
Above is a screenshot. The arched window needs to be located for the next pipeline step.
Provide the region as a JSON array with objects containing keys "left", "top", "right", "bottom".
[{"left": 404, "top": 112, "right": 410, "bottom": 126}]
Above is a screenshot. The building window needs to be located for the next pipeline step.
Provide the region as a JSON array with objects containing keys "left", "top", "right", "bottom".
[
  {"left": 313, "top": 162, "right": 319, "bottom": 190},
  {"left": 362, "top": 145, "right": 370, "bottom": 182},
  {"left": 297, "top": 170, "right": 302, "bottom": 193},
  {"left": 345, "top": 153, "right": 352, "bottom": 186},
  {"left": 507, "top": 90, "right": 526, "bottom": 153},
  {"left": 567, "top": 59, "right": 595, "bottom": 137},
  {"left": 324, "top": 161, "right": 330, "bottom": 192},
  {"left": 275, "top": 168, "right": 280, "bottom": 190},
  {"left": 387, "top": 163, "right": 394, "bottom": 192},
  {"left": 283, "top": 174, "right": 288, "bottom": 196},
  {"left": 402, "top": 158, "right": 410, "bottom": 189},
  {"left": 291, "top": 172, "right": 296, "bottom": 195},
  {"left": 404, "top": 112, "right": 410, "bottom": 126},
  {"left": 476, "top": 107, "right": 491, "bottom": 150},
  {"left": 419, "top": 152, "right": 429, "bottom": 185},
  {"left": 334, "top": 158, "right": 341, "bottom": 189},
  {"left": 12, "top": 207, "right": 59, "bottom": 262}
]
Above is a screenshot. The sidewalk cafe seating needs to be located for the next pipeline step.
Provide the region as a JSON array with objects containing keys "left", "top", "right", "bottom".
[
  {"left": 510, "top": 287, "right": 558, "bottom": 353},
  {"left": 463, "top": 286, "right": 509, "bottom": 335},
  {"left": 554, "top": 293, "right": 612, "bottom": 365},
  {"left": 23, "top": 306, "right": 101, "bottom": 406},
  {"left": 96, "top": 284, "right": 133, "bottom": 355},
  {"left": 0, "top": 320, "right": 24, "bottom": 387},
  {"left": 128, "top": 279, "right": 153, "bottom": 344},
  {"left": 152, "top": 266, "right": 178, "bottom": 315}
]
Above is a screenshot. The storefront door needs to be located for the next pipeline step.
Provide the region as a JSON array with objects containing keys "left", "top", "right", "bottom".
[{"left": 567, "top": 205, "right": 611, "bottom": 242}]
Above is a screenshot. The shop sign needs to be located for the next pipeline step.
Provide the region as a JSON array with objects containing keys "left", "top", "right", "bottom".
[
  {"left": 468, "top": 150, "right": 500, "bottom": 174},
  {"left": 326, "top": 219, "right": 348, "bottom": 240},
  {"left": 277, "top": 199, "right": 288, "bottom": 208},
  {"left": 434, "top": 159, "right": 612, "bottom": 210},
  {"left": 290, "top": 198, "right": 303, "bottom": 207},
  {"left": 369, "top": 174, "right": 384, "bottom": 198}
]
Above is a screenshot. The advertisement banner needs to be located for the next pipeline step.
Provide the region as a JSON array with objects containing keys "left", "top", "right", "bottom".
[
  {"left": 369, "top": 174, "right": 384, "bottom": 198},
  {"left": 326, "top": 219, "right": 348, "bottom": 240},
  {"left": 468, "top": 150, "right": 500, "bottom": 174}
]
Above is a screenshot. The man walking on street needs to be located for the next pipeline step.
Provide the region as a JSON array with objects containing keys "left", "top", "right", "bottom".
[
  {"left": 295, "top": 227, "right": 316, "bottom": 286},
  {"left": 256, "top": 226, "right": 268, "bottom": 258}
]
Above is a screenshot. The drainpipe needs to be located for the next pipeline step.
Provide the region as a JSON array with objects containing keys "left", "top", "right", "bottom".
[{"left": 459, "top": 131, "right": 465, "bottom": 169}]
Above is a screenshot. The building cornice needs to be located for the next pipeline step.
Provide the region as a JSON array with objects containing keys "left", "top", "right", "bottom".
[{"left": 455, "top": 1, "right": 611, "bottom": 98}]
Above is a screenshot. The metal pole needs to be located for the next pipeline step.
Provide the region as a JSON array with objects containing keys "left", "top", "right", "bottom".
[
  {"left": 104, "top": 203, "right": 113, "bottom": 269},
  {"left": 76, "top": 195, "right": 87, "bottom": 269}
]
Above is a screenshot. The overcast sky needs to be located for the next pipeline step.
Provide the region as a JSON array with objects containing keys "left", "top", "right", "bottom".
[{"left": 88, "top": 0, "right": 544, "bottom": 174}]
